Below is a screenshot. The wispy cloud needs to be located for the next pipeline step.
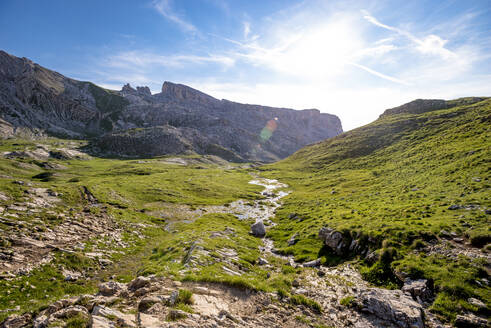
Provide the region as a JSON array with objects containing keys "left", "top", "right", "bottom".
[
  {"left": 152, "top": 0, "right": 197, "bottom": 33},
  {"left": 362, "top": 10, "right": 456, "bottom": 60},
  {"left": 106, "top": 50, "right": 235, "bottom": 69}
]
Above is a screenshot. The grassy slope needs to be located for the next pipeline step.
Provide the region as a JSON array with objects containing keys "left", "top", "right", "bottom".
[{"left": 261, "top": 98, "right": 490, "bottom": 321}]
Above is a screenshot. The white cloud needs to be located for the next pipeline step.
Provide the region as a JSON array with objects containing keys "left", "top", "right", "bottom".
[{"left": 152, "top": 0, "right": 197, "bottom": 33}]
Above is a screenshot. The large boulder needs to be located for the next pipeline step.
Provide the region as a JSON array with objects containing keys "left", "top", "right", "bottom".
[
  {"left": 355, "top": 288, "right": 424, "bottom": 328},
  {"left": 251, "top": 221, "right": 266, "bottom": 237}
]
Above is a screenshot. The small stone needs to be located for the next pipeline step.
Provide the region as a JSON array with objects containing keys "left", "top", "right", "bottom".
[
  {"left": 302, "top": 258, "right": 321, "bottom": 268},
  {"left": 287, "top": 233, "right": 299, "bottom": 246},
  {"left": 257, "top": 257, "right": 269, "bottom": 265}
]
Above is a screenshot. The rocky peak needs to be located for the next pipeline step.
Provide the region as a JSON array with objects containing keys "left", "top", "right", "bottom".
[
  {"left": 121, "top": 84, "right": 152, "bottom": 96},
  {"left": 121, "top": 83, "right": 136, "bottom": 94},
  {"left": 160, "top": 81, "right": 217, "bottom": 103},
  {"left": 136, "top": 86, "right": 151, "bottom": 96}
]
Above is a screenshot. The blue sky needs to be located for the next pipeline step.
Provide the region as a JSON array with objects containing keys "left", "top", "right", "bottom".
[{"left": 1, "top": 0, "right": 490, "bottom": 130}]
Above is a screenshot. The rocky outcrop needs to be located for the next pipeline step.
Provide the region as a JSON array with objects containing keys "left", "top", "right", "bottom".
[
  {"left": 0, "top": 50, "right": 343, "bottom": 162},
  {"left": 355, "top": 288, "right": 424, "bottom": 328}
]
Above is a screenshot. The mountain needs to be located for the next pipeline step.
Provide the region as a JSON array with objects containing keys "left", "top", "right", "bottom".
[
  {"left": 262, "top": 97, "right": 490, "bottom": 321},
  {"left": 0, "top": 50, "right": 342, "bottom": 162}
]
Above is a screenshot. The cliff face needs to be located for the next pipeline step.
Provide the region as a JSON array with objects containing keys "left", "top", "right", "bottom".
[{"left": 0, "top": 50, "right": 343, "bottom": 162}]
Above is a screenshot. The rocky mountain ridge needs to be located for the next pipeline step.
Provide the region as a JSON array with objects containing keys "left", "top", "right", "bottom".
[{"left": 0, "top": 50, "right": 343, "bottom": 162}]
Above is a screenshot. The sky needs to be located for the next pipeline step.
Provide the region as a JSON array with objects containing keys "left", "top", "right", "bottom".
[{"left": 1, "top": 0, "right": 490, "bottom": 130}]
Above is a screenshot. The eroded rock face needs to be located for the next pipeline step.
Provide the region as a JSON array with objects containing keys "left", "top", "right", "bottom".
[{"left": 0, "top": 50, "right": 343, "bottom": 162}]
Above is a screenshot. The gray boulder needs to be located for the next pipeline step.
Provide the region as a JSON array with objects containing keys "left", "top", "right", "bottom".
[
  {"left": 251, "top": 221, "right": 266, "bottom": 237},
  {"left": 356, "top": 288, "right": 424, "bottom": 328}
]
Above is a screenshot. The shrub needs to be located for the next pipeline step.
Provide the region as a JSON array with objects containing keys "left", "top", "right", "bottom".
[{"left": 339, "top": 295, "right": 355, "bottom": 307}]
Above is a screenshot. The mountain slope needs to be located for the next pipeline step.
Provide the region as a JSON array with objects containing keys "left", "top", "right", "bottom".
[
  {"left": 262, "top": 97, "right": 490, "bottom": 322},
  {"left": 0, "top": 50, "right": 342, "bottom": 162}
]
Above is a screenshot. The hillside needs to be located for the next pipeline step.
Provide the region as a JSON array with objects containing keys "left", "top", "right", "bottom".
[
  {"left": 0, "top": 50, "right": 342, "bottom": 162},
  {"left": 261, "top": 97, "right": 491, "bottom": 323}
]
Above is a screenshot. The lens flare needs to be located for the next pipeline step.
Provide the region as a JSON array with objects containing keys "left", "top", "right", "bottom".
[{"left": 260, "top": 118, "right": 278, "bottom": 142}]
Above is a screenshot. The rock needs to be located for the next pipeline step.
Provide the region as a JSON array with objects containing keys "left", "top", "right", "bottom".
[
  {"left": 364, "top": 251, "right": 379, "bottom": 265},
  {"left": 317, "top": 269, "right": 326, "bottom": 277},
  {"left": 91, "top": 315, "right": 114, "bottom": 328},
  {"left": 292, "top": 279, "right": 300, "bottom": 287},
  {"left": 302, "top": 258, "right": 321, "bottom": 267},
  {"left": 32, "top": 315, "right": 48, "bottom": 328},
  {"left": 138, "top": 296, "right": 161, "bottom": 312},
  {"left": 167, "top": 290, "right": 179, "bottom": 306},
  {"left": 167, "top": 309, "right": 189, "bottom": 321},
  {"left": 287, "top": 233, "right": 299, "bottom": 246},
  {"left": 455, "top": 313, "right": 488, "bottom": 328},
  {"left": 45, "top": 298, "right": 78, "bottom": 315},
  {"left": 468, "top": 297, "right": 486, "bottom": 310},
  {"left": 402, "top": 279, "right": 432, "bottom": 303},
  {"left": 439, "top": 230, "right": 451, "bottom": 238},
  {"left": 128, "top": 276, "right": 151, "bottom": 291},
  {"left": 51, "top": 305, "right": 90, "bottom": 320},
  {"left": 318, "top": 227, "right": 346, "bottom": 255},
  {"left": 250, "top": 221, "right": 266, "bottom": 237},
  {"left": 92, "top": 306, "right": 136, "bottom": 327},
  {"left": 0, "top": 313, "right": 31, "bottom": 328},
  {"left": 448, "top": 204, "right": 462, "bottom": 210},
  {"left": 98, "top": 281, "right": 125, "bottom": 296},
  {"left": 63, "top": 269, "right": 82, "bottom": 281},
  {"left": 356, "top": 288, "right": 424, "bottom": 328},
  {"left": 137, "top": 313, "right": 161, "bottom": 328},
  {"left": 257, "top": 257, "right": 269, "bottom": 265}
]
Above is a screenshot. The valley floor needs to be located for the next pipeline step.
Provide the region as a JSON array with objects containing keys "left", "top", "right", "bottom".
[{"left": 0, "top": 136, "right": 489, "bottom": 328}]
